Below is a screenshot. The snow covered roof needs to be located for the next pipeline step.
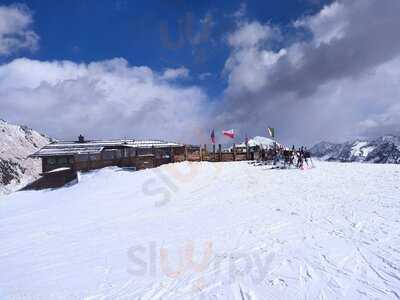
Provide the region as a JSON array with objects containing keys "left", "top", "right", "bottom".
[{"left": 30, "top": 139, "right": 184, "bottom": 157}]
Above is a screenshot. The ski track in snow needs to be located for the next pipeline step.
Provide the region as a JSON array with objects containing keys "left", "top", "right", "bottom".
[{"left": 0, "top": 161, "right": 400, "bottom": 299}]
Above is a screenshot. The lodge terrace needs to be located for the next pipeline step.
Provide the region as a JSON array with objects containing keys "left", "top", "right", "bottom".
[{"left": 26, "top": 135, "right": 261, "bottom": 190}]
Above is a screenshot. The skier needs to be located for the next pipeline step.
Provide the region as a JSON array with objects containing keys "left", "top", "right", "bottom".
[
  {"left": 290, "top": 146, "right": 295, "bottom": 166},
  {"left": 297, "top": 147, "right": 304, "bottom": 169},
  {"left": 283, "top": 148, "right": 292, "bottom": 168},
  {"left": 304, "top": 147, "right": 313, "bottom": 168},
  {"left": 303, "top": 147, "right": 309, "bottom": 166},
  {"left": 273, "top": 147, "right": 279, "bottom": 166},
  {"left": 261, "top": 148, "right": 266, "bottom": 162}
]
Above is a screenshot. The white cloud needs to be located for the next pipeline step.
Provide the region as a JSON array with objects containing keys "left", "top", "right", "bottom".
[
  {"left": 295, "top": 2, "right": 348, "bottom": 46},
  {"left": 160, "top": 67, "right": 190, "bottom": 80},
  {"left": 219, "top": 0, "right": 400, "bottom": 145},
  {"left": 223, "top": 21, "right": 284, "bottom": 94},
  {"left": 224, "top": 47, "right": 286, "bottom": 94},
  {"left": 2, "top": 0, "right": 400, "bottom": 146},
  {"left": 0, "top": 4, "right": 39, "bottom": 55},
  {"left": 227, "top": 21, "right": 276, "bottom": 48},
  {"left": 0, "top": 58, "right": 210, "bottom": 142}
]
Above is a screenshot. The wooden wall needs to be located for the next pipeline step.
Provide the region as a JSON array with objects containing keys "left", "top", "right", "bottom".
[
  {"left": 73, "top": 155, "right": 157, "bottom": 172},
  {"left": 22, "top": 169, "right": 77, "bottom": 190},
  {"left": 41, "top": 143, "right": 258, "bottom": 176},
  {"left": 172, "top": 144, "right": 253, "bottom": 163}
]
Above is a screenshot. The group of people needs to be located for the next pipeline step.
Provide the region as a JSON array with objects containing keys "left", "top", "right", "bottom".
[{"left": 259, "top": 145, "right": 313, "bottom": 169}]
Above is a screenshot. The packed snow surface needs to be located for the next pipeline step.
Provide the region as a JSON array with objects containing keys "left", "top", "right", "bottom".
[{"left": 1, "top": 161, "right": 400, "bottom": 299}]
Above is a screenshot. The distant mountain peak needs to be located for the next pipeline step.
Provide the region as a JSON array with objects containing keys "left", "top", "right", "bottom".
[{"left": 310, "top": 135, "right": 400, "bottom": 164}]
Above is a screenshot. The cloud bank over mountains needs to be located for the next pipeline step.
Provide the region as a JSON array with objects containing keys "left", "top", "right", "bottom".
[
  {"left": 219, "top": 0, "right": 400, "bottom": 145},
  {"left": 1, "top": 1, "right": 400, "bottom": 145},
  {"left": 0, "top": 58, "right": 209, "bottom": 142}
]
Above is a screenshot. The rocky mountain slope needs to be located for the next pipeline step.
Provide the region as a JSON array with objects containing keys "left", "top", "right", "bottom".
[
  {"left": 310, "top": 135, "right": 400, "bottom": 164},
  {"left": 0, "top": 120, "right": 50, "bottom": 194}
]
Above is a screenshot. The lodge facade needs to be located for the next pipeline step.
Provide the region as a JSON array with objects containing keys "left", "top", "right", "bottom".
[
  {"left": 31, "top": 137, "right": 187, "bottom": 172},
  {"left": 25, "top": 135, "right": 262, "bottom": 190},
  {"left": 26, "top": 136, "right": 189, "bottom": 189}
]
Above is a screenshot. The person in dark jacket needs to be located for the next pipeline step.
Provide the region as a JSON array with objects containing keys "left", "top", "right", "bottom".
[{"left": 297, "top": 147, "right": 304, "bottom": 168}]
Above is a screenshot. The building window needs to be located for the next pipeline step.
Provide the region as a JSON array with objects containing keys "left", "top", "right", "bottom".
[
  {"left": 76, "top": 154, "right": 89, "bottom": 162},
  {"left": 122, "top": 148, "right": 129, "bottom": 158},
  {"left": 89, "top": 154, "right": 100, "bottom": 161},
  {"left": 130, "top": 149, "right": 137, "bottom": 157},
  {"left": 47, "top": 158, "right": 56, "bottom": 165},
  {"left": 155, "top": 150, "right": 164, "bottom": 159},
  {"left": 57, "top": 157, "right": 68, "bottom": 165},
  {"left": 115, "top": 149, "right": 122, "bottom": 159},
  {"left": 138, "top": 148, "right": 152, "bottom": 156},
  {"left": 103, "top": 150, "right": 115, "bottom": 160}
]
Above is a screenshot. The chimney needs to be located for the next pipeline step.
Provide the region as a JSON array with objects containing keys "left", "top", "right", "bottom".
[{"left": 78, "top": 135, "right": 85, "bottom": 143}]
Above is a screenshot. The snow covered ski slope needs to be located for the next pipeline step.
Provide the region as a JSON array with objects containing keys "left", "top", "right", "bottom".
[{"left": 1, "top": 161, "right": 400, "bottom": 299}]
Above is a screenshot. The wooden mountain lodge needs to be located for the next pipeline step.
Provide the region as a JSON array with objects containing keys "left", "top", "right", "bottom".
[
  {"left": 25, "top": 135, "right": 264, "bottom": 190},
  {"left": 26, "top": 136, "right": 187, "bottom": 189},
  {"left": 31, "top": 136, "right": 186, "bottom": 172}
]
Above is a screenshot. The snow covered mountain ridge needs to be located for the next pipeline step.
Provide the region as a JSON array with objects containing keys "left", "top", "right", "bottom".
[
  {"left": 310, "top": 135, "right": 400, "bottom": 164},
  {"left": 0, "top": 119, "right": 50, "bottom": 194}
]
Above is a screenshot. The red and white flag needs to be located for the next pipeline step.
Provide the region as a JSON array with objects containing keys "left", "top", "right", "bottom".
[{"left": 222, "top": 129, "right": 235, "bottom": 139}]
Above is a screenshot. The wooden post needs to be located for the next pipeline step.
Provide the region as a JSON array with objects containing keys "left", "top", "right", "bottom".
[
  {"left": 170, "top": 147, "right": 174, "bottom": 163},
  {"left": 200, "top": 146, "right": 203, "bottom": 162},
  {"left": 100, "top": 150, "right": 104, "bottom": 168},
  {"left": 184, "top": 145, "right": 188, "bottom": 161},
  {"left": 151, "top": 146, "right": 155, "bottom": 167},
  {"left": 246, "top": 142, "right": 249, "bottom": 160},
  {"left": 233, "top": 143, "right": 236, "bottom": 161},
  {"left": 86, "top": 154, "right": 90, "bottom": 171},
  {"left": 204, "top": 144, "right": 207, "bottom": 161},
  {"left": 218, "top": 144, "right": 222, "bottom": 161},
  {"left": 213, "top": 144, "right": 216, "bottom": 161}
]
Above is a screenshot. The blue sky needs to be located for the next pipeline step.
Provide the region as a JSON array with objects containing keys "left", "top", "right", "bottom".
[
  {"left": 1, "top": 0, "right": 400, "bottom": 145},
  {"left": 0, "top": 0, "right": 328, "bottom": 95}
]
